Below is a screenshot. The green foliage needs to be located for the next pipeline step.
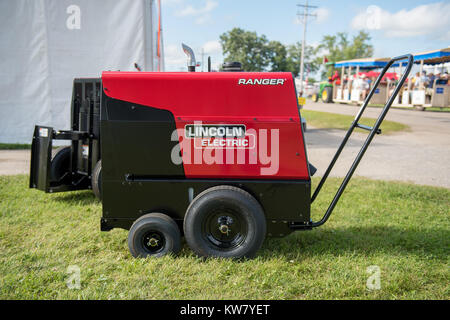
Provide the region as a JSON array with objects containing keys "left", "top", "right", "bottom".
[
  {"left": 301, "top": 110, "right": 409, "bottom": 134},
  {"left": 286, "top": 42, "right": 319, "bottom": 77},
  {"left": 267, "top": 40, "right": 289, "bottom": 72},
  {"left": 316, "top": 31, "right": 374, "bottom": 78},
  {"left": 220, "top": 28, "right": 271, "bottom": 72},
  {"left": 219, "top": 28, "right": 372, "bottom": 80},
  {"left": 0, "top": 143, "right": 31, "bottom": 150},
  {"left": 220, "top": 28, "right": 319, "bottom": 76},
  {"left": 0, "top": 175, "right": 449, "bottom": 299}
]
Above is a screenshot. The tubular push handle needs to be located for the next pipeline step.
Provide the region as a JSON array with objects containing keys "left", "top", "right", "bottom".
[{"left": 310, "top": 54, "right": 414, "bottom": 228}]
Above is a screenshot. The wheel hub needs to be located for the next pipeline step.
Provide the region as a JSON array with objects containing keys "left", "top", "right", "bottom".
[
  {"left": 218, "top": 216, "right": 233, "bottom": 235},
  {"left": 142, "top": 231, "right": 165, "bottom": 253},
  {"left": 219, "top": 224, "right": 230, "bottom": 235},
  {"left": 148, "top": 237, "right": 159, "bottom": 247},
  {"left": 202, "top": 212, "right": 246, "bottom": 250}
]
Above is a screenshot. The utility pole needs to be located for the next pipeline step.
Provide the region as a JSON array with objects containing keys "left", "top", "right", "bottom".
[{"left": 297, "top": 1, "right": 317, "bottom": 96}]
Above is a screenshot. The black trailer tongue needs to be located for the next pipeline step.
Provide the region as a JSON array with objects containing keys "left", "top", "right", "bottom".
[{"left": 29, "top": 78, "right": 102, "bottom": 194}]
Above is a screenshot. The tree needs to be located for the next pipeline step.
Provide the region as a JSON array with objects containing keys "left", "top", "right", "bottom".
[
  {"left": 267, "top": 40, "right": 289, "bottom": 72},
  {"left": 316, "top": 31, "right": 374, "bottom": 78},
  {"left": 219, "top": 28, "right": 373, "bottom": 80},
  {"left": 219, "top": 28, "right": 270, "bottom": 71},
  {"left": 285, "top": 42, "right": 319, "bottom": 77}
]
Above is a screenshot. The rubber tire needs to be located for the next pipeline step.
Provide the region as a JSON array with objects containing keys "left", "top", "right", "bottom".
[
  {"left": 50, "top": 146, "right": 71, "bottom": 182},
  {"left": 91, "top": 160, "right": 102, "bottom": 200},
  {"left": 128, "top": 213, "right": 181, "bottom": 258},
  {"left": 312, "top": 93, "right": 319, "bottom": 102},
  {"left": 183, "top": 185, "right": 266, "bottom": 259},
  {"left": 322, "top": 86, "right": 333, "bottom": 103}
]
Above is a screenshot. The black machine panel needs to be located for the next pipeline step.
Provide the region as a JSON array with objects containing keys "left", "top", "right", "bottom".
[
  {"left": 100, "top": 94, "right": 185, "bottom": 181},
  {"left": 100, "top": 93, "right": 311, "bottom": 236},
  {"left": 101, "top": 178, "right": 311, "bottom": 236}
]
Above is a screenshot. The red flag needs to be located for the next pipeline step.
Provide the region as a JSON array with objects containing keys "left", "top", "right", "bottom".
[{"left": 323, "top": 56, "right": 329, "bottom": 64}]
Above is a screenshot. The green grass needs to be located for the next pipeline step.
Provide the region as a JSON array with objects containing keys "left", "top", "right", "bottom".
[
  {"left": 367, "top": 104, "right": 450, "bottom": 113},
  {"left": 0, "top": 143, "right": 31, "bottom": 150},
  {"left": 424, "top": 107, "right": 450, "bottom": 112},
  {"left": 301, "top": 110, "right": 409, "bottom": 134},
  {"left": 0, "top": 175, "right": 448, "bottom": 299}
]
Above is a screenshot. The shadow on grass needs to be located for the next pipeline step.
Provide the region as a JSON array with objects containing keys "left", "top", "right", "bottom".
[
  {"left": 260, "top": 225, "right": 448, "bottom": 261},
  {"left": 100, "top": 223, "right": 448, "bottom": 262},
  {"left": 52, "top": 190, "right": 98, "bottom": 206}
]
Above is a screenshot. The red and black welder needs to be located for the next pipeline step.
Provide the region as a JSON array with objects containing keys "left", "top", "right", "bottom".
[{"left": 30, "top": 46, "right": 413, "bottom": 259}]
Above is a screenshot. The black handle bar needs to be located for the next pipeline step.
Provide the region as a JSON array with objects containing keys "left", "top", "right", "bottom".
[{"left": 309, "top": 54, "right": 414, "bottom": 228}]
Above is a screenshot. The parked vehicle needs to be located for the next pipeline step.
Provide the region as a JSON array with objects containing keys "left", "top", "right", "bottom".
[{"left": 311, "top": 81, "right": 333, "bottom": 103}]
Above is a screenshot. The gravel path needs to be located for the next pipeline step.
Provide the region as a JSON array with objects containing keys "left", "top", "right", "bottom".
[
  {"left": 0, "top": 150, "right": 30, "bottom": 176},
  {"left": 1, "top": 103, "right": 449, "bottom": 188}
]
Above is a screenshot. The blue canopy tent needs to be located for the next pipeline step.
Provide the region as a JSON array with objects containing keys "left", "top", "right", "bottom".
[
  {"left": 402, "top": 48, "right": 450, "bottom": 108},
  {"left": 334, "top": 57, "right": 390, "bottom": 69},
  {"left": 414, "top": 48, "right": 450, "bottom": 65},
  {"left": 332, "top": 58, "right": 392, "bottom": 104},
  {"left": 393, "top": 48, "right": 450, "bottom": 67}
]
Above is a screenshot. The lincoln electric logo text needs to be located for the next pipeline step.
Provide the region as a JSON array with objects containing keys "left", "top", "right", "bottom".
[
  {"left": 185, "top": 124, "right": 249, "bottom": 148},
  {"left": 185, "top": 124, "right": 245, "bottom": 138},
  {"left": 171, "top": 122, "right": 280, "bottom": 176},
  {"left": 238, "top": 78, "right": 286, "bottom": 85}
]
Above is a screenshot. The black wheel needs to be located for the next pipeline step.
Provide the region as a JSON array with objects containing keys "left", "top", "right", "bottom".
[
  {"left": 312, "top": 93, "right": 319, "bottom": 102},
  {"left": 91, "top": 160, "right": 102, "bottom": 200},
  {"left": 322, "top": 86, "right": 333, "bottom": 103},
  {"left": 128, "top": 213, "right": 181, "bottom": 258},
  {"left": 183, "top": 186, "right": 266, "bottom": 259},
  {"left": 50, "top": 146, "right": 71, "bottom": 182}
]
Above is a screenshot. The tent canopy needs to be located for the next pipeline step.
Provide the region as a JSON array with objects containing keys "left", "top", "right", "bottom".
[
  {"left": 394, "top": 48, "right": 450, "bottom": 66},
  {"left": 334, "top": 57, "right": 390, "bottom": 69},
  {"left": 413, "top": 48, "right": 450, "bottom": 65}
]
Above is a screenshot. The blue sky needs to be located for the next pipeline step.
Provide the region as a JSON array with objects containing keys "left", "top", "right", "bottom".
[{"left": 161, "top": 0, "right": 450, "bottom": 72}]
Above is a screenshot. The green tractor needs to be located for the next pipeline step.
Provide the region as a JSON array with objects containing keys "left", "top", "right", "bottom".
[{"left": 312, "top": 81, "right": 333, "bottom": 103}]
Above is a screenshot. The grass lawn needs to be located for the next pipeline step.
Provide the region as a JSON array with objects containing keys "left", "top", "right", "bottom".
[
  {"left": 301, "top": 110, "right": 409, "bottom": 134},
  {"left": 0, "top": 143, "right": 31, "bottom": 150},
  {"left": 368, "top": 104, "right": 450, "bottom": 113},
  {"left": 0, "top": 175, "right": 448, "bottom": 299},
  {"left": 424, "top": 107, "right": 450, "bottom": 112}
]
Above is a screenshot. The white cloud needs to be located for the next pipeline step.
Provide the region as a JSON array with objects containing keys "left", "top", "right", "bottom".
[
  {"left": 171, "top": 0, "right": 219, "bottom": 24},
  {"left": 177, "top": 0, "right": 217, "bottom": 16},
  {"left": 195, "top": 15, "right": 212, "bottom": 25},
  {"left": 202, "top": 40, "right": 222, "bottom": 55},
  {"left": 164, "top": 44, "right": 187, "bottom": 71},
  {"left": 351, "top": 2, "right": 450, "bottom": 39},
  {"left": 315, "top": 8, "right": 330, "bottom": 23},
  {"left": 164, "top": 41, "right": 223, "bottom": 71}
]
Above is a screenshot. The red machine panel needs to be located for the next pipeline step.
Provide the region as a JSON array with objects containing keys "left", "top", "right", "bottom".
[{"left": 102, "top": 71, "right": 309, "bottom": 180}]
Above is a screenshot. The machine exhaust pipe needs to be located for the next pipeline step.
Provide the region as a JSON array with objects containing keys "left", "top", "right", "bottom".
[{"left": 182, "top": 43, "right": 196, "bottom": 72}]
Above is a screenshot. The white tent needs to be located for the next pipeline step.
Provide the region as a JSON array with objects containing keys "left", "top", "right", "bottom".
[{"left": 0, "top": 0, "right": 164, "bottom": 143}]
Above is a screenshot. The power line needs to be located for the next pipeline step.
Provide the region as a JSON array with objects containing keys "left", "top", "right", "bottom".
[{"left": 297, "top": 1, "right": 317, "bottom": 96}]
